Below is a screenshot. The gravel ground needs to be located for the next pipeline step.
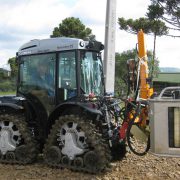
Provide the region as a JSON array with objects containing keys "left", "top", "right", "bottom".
[{"left": 0, "top": 151, "right": 179, "bottom": 180}]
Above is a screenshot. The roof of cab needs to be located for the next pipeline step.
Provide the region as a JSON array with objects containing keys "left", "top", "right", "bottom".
[{"left": 18, "top": 37, "right": 87, "bottom": 56}]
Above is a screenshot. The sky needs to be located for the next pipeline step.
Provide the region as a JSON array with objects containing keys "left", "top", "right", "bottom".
[{"left": 0, "top": 0, "right": 180, "bottom": 69}]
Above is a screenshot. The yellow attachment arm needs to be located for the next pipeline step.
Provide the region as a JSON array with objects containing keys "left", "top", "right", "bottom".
[{"left": 137, "top": 29, "right": 153, "bottom": 99}]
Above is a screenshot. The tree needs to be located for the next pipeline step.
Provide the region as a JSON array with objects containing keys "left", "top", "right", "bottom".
[
  {"left": 0, "top": 70, "right": 4, "bottom": 80},
  {"left": 8, "top": 57, "right": 18, "bottom": 78},
  {"left": 0, "top": 57, "right": 17, "bottom": 92},
  {"left": 147, "top": 0, "right": 180, "bottom": 34},
  {"left": 118, "top": 17, "right": 168, "bottom": 67},
  {"left": 50, "top": 17, "right": 95, "bottom": 40},
  {"left": 115, "top": 49, "right": 160, "bottom": 96}
]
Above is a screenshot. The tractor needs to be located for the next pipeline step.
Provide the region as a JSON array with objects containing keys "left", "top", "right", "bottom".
[{"left": 0, "top": 37, "right": 126, "bottom": 173}]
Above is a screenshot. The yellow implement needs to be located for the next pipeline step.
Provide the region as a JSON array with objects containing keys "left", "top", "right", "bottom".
[{"left": 137, "top": 29, "right": 153, "bottom": 99}]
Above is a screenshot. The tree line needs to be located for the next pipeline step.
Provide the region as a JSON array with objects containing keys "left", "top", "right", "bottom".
[
  {"left": 2, "top": 0, "right": 179, "bottom": 94},
  {"left": 0, "top": 57, "right": 17, "bottom": 92}
]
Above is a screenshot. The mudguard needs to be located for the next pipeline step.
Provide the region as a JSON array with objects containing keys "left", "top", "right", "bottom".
[
  {"left": 0, "top": 103, "right": 24, "bottom": 110},
  {"left": 47, "top": 101, "right": 102, "bottom": 133},
  {"left": 0, "top": 96, "right": 24, "bottom": 111},
  {"left": 49, "top": 101, "right": 102, "bottom": 120}
]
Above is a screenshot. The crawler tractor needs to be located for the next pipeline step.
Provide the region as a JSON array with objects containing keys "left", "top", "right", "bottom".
[{"left": 0, "top": 38, "right": 126, "bottom": 173}]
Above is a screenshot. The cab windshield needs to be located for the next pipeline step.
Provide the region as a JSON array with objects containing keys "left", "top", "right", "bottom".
[{"left": 80, "top": 51, "right": 104, "bottom": 95}]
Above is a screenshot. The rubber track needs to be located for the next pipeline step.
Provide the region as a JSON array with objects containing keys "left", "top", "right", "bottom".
[
  {"left": 0, "top": 113, "right": 38, "bottom": 164},
  {"left": 43, "top": 115, "right": 112, "bottom": 173}
]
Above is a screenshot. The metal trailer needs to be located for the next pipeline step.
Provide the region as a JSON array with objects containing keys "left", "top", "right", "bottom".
[{"left": 149, "top": 87, "right": 180, "bottom": 157}]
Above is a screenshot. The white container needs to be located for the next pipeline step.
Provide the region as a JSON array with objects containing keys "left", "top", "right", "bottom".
[{"left": 149, "top": 87, "right": 180, "bottom": 157}]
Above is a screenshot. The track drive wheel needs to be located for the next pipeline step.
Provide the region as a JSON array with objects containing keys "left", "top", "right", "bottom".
[
  {"left": 44, "top": 115, "right": 111, "bottom": 173},
  {"left": 0, "top": 113, "right": 38, "bottom": 164}
]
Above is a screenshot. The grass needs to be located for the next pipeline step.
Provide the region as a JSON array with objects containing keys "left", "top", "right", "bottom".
[{"left": 0, "top": 91, "right": 16, "bottom": 96}]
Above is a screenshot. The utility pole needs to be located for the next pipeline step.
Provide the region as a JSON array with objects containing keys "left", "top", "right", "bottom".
[{"left": 104, "top": 0, "right": 117, "bottom": 94}]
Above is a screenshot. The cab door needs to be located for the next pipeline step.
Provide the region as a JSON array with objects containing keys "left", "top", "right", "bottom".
[
  {"left": 18, "top": 53, "right": 56, "bottom": 115},
  {"left": 57, "top": 51, "right": 77, "bottom": 102}
]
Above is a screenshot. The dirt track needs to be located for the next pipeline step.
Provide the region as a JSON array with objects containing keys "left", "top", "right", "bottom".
[{"left": 0, "top": 151, "right": 179, "bottom": 180}]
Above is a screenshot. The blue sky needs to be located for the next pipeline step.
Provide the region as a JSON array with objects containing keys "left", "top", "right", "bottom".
[{"left": 0, "top": 0, "right": 180, "bottom": 68}]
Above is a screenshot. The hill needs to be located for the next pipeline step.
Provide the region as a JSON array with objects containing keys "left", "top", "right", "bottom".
[{"left": 160, "top": 67, "right": 180, "bottom": 72}]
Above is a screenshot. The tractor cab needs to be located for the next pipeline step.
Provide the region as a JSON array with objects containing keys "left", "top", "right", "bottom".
[{"left": 16, "top": 38, "right": 105, "bottom": 114}]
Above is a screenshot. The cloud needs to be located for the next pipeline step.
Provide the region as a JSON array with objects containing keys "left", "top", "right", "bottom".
[
  {"left": 117, "top": 0, "right": 150, "bottom": 19},
  {"left": 0, "top": 49, "right": 15, "bottom": 66},
  {"left": 0, "top": 32, "right": 20, "bottom": 42},
  {"left": 0, "top": 0, "right": 70, "bottom": 33},
  {"left": 72, "top": 0, "right": 106, "bottom": 26},
  {"left": 155, "top": 36, "right": 180, "bottom": 67},
  {"left": 60, "top": 0, "right": 78, "bottom": 7},
  {"left": 0, "top": 0, "right": 72, "bottom": 65}
]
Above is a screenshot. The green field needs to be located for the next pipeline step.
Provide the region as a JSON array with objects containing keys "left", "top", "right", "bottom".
[{"left": 0, "top": 91, "right": 16, "bottom": 96}]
